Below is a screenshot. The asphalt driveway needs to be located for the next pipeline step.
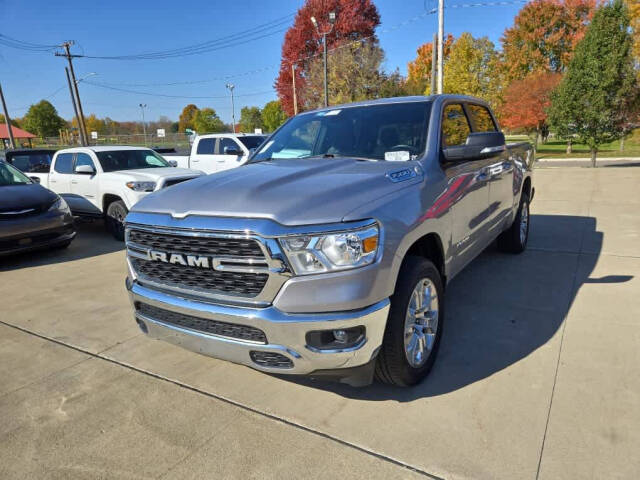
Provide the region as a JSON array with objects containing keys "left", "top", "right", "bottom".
[{"left": 1, "top": 166, "right": 639, "bottom": 479}]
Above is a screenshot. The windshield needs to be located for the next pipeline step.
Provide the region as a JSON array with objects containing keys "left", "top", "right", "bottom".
[
  {"left": 0, "top": 162, "right": 32, "bottom": 186},
  {"left": 95, "top": 149, "right": 170, "bottom": 172},
  {"left": 7, "top": 152, "right": 54, "bottom": 173},
  {"left": 252, "top": 101, "right": 431, "bottom": 162},
  {"left": 238, "top": 135, "right": 267, "bottom": 150}
]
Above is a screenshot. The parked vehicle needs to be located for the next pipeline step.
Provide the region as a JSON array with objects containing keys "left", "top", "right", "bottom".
[
  {"left": 164, "top": 133, "right": 267, "bottom": 174},
  {"left": 0, "top": 160, "right": 75, "bottom": 256},
  {"left": 124, "top": 95, "right": 534, "bottom": 387},
  {"left": 29, "top": 146, "right": 204, "bottom": 240},
  {"left": 3, "top": 148, "right": 57, "bottom": 180}
]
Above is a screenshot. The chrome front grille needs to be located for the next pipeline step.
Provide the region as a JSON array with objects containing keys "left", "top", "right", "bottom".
[{"left": 126, "top": 224, "right": 290, "bottom": 306}]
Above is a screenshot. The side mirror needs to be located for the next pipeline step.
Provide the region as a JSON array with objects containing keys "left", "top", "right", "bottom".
[
  {"left": 74, "top": 164, "right": 96, "bottom": 175},
  {"left": 443, "top": 132, "right": 506, "bottom": 162},
  {"left": 29, "top": 176, "right": 41, "bottom": 184},
  {"left": 168, "top": 160, "right": 178, "bottom": 167},
  {"left": 223, "top": 146, "right": 243, "bottom": 156}
]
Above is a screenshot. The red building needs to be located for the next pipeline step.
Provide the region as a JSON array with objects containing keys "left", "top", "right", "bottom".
[{"left": 0, "top": 124, "right": 36, "bottom": 149}]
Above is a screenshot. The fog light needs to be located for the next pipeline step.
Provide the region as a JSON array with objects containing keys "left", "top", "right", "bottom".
[
  {"left": 306, "top": 326, "right": 365, "bottom": 351},
  {"left": 333, "top": 329, "right": 348, "bottom": 343}
]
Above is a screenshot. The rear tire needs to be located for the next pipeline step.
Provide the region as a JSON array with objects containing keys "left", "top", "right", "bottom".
[
  {"left": 497, "top": 191, "right": 530, "bottom": 254},
  {"left": 106, "top": 200, "right": 127, "bottom": 241},
  {"left": 375, "top": 257, "right": 444, "bottom": 387}
]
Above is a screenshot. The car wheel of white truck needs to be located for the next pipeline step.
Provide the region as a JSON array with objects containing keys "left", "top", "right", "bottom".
[
  {"left": 106, "top": 200, "right": 127, "bottom": 241},
  {"left": 497, "top": 191, "right": 530, "bottom": 254},
  {"left": 375, "top": 257, "right": 444, "bottom": 386}
]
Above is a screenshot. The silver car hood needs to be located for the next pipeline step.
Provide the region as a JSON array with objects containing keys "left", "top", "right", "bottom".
[{"left": 130, "top": 158, "right": 423, "bottom": 225}]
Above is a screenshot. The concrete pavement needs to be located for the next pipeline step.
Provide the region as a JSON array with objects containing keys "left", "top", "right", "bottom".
[{"left": 1, "top": 166, "right": 639, "bottom": 479}]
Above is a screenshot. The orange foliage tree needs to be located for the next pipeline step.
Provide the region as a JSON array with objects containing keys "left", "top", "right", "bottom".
[
  {"left": 500, "top": 71, "right": 562, "bottom": 144},
  {"left": 405, "top": 34, "right": 454, "bottom": 95},
  {"left": 501, "top": 0, "right": 597, "bottom": 81}
]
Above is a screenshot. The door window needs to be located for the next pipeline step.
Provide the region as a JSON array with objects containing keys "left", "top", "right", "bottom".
[
  {"left": 467, "top": 104, "right": 497, "bottom": 132},
  {"left": 218, "top": 137, "right": 240, "bottom": 154},
  {"left": 196, "top": 138, "right": 215, "bottom": 154},
  {"left": 441, "top": 104, "right": 471, "bottom": 148},
  {"left": 74, "top": 153, "right": 95, "bottom": 170},
  {"left": 54, "top": 153, "right": 74, "bottom": 173}
]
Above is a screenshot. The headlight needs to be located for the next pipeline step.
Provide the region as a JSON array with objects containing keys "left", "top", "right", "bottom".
[
  {"left": 126, "top": 181, "right": 156, "bottom": 192},
  {"left": 280, "top": 224, "right": 379, "bottom": 275},
  {"left": 48, "top": 197, "right": 71, "bottom": 214}
]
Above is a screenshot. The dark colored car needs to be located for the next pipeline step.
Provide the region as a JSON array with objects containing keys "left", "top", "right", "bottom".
[
  {"left": 0, "top": 161, "right": 76, "bottom": 256},
  {"left": 3, "top": 149, "right": 56, "bottom": 180}
]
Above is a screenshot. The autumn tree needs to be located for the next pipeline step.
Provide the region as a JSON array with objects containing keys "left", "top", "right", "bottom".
[
  {"left": 239, "top": 106, "right": 263, "bottom": 132},
  {"left": 501, "top": 0, "right": 597, "bottom": 81},
  {"left": 549, "top": 0, "right": 640, "bottom": 166},
  {"left": 405, "top": 34, "right": 454, "bottom": 95},
  {"left": 261, "top": 100, "right": 288, "bottom": 132},
  {"left": 275, "top": 0, "right": 380, "bottom": 115},
  {"left": 193, "top": 108, "right": 225, "bottom": 133},
  {"left": 500, "top": 72, "right": 562, "bottom": 147},
  {"left": 22, "top": 100, "right": 66, "bottom": 138},
  {"left": 627, "top": 0, "right": 640, "bottom": 64},
  {"left": 443, "top": 33, "right": 503, "bottom": 108},
  {"left": 178, "top": 104, "right": 199, "bottom": 132}
]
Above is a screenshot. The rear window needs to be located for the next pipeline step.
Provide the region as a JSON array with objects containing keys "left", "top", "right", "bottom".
[
  {"left": 7, "top": 152, "right": 53, "bottom": 173},
  {"left": 467, "top": 104, "right": 496, "bottom": 132},
  {"left": 54, "top": 153, "right": 74, "bottom": 174},
  {"left": 196, "top": 138, "right": 215, "bottom": 154}
]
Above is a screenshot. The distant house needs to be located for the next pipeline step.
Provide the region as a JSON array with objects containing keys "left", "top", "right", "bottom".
[{"left": 0, "top": 124, "right": 36, "bottom": 149}]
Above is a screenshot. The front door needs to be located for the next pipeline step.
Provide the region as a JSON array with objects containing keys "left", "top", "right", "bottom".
[
  {"left": 215, "top": 137, "right": 244, "bottom": 172},
  {"left": 69, "top": 152, "right": 101, "bottom": 215},
  {"left": 440, "top": 103, "right": 492, "bottom": 277}
]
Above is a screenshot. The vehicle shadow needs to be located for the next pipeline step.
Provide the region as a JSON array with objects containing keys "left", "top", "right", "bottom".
[
  {"left": 282, "top": 214, "right": 633, "bottom": 401},
  {"left": 0, "top": 219, "right": 124, "bottom": 271}
]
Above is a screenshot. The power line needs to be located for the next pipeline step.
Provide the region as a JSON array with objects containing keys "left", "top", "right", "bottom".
[
  {"left": 82, "top": 80, "right": 275, "bottom": 99},
  {"left": 0, "top": 34, "right": 58, "bottom": 52}
]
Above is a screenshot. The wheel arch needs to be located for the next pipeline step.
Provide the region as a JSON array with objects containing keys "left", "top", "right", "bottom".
[
  {"left": 402, "top": 232, "right": 447, "bottom": 288},
  {"left": 102, "top": 193, "right": 124, "bottom": 213}
]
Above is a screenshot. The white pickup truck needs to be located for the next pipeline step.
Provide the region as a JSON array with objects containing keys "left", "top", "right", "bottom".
[
  {"left": 165, "top": 133, "right": 267, "bottom": 174},
  {"left": 30, "top": 146, "right": 203, "bottom": 240}
]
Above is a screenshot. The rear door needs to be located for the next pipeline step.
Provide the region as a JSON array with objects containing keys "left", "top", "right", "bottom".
[
  {"left": 467, "top": 103, "right": 513, "bottom": 233},
  {"left": 440, "top": 103, "right": 492, "bottom": 276},
  {"left": 48, "top": 152, "right": 74, "bottom": 194},
  {"left": 69, "top": 152, "right": 102, "bottom": 215},
  {"left": 214, "top": 137, "right": 245, "bottom": 172},
  {"left": 190, "top": 137, "right": 217, "bottom": 173}
]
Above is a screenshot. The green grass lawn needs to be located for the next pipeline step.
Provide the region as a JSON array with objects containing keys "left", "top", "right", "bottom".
[{"left": 506, "top": 133, "right": 640, "bottom": 159}]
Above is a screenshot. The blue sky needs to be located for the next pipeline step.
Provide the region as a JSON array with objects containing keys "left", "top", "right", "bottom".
[{"left": 0, "top": 0, "right": 524, "bottom": 123}]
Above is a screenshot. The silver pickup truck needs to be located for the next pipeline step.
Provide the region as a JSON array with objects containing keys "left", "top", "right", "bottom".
[{"left": 124, "top": 95, "right": 533, "bottom": 387}]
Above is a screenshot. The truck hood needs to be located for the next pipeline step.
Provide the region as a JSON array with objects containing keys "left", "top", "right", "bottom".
[
  {"left": 104, "top": 167, "right": 201, "bottom": 182},
  {"left": 131, "top": 158, "right": 423, "bottom": 225}
]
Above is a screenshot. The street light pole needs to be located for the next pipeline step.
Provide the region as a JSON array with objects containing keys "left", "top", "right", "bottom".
[
  {"left": 0, "top": 82, "right": 16, "bottom": 149},
  {"left": 226, "top": 83, "right": 236, "bottom": 132},
  {"left": 437, "top": 0, "right": 444, "bottom": 94},
  {"left": 139, "top": 104, "right": 147, "bottom": 145},
  {"left": 311, "top": 11, "right": 336, "bottom": 108}
]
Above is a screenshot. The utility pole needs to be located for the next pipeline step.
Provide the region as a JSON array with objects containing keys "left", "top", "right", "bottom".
[
  {"left": 0, "top": 82, "right": 16, "bottom": 149},
  {"left": 56, "top": 41, "right": 88, "bottom": 145},
  {"left": 437, "top": 0, "right": 444, "bottom": 94},
  {"left": 311, "top": 11, "right": 336, "bottom": 108},
  {"left": 226, "top": 83, "right": 236, "bottom": 132},
  {"left": 65, "top": 67, "right": 85, "bottom": 146},
  {"left": 291, "top": 63, "right": 298, "bottom": 115},
  {"left": 139, "top": 104, "right": 147, "bottom": 145},
  {"left": 430, "top": 33, "right": 437, "bottom": 95}
]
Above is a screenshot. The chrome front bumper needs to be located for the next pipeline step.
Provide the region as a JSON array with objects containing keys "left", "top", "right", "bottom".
[{"left": 127, "top": 280, "right": 389, "bottom": 378}]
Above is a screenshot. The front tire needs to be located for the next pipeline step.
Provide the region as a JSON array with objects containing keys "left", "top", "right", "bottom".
[
  {"left": 106, "top": 200, "right": 127, "bottom": 241},
  {"left": 497, "top": 191, "right": 530, "bottom": 254},
  {"left": 375, "top": 257, "right": 444, "bottom": 386}
]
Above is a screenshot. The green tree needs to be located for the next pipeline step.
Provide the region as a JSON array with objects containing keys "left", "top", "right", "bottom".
[
  {"left": 0, "top": 114, "right": 20, "bottom": 128},
  {"left": 239, "top": 106, "right": 263, "bottom": 133},
  {"left": 548, "top": 0, "right": 639, "bottom": 167},
  {"left": 22, "top": 100, "right": 66, "bottom": 138},
  {"left": 443, "top": 33, "right": 503, "bottom": 109},
  {"left": 261, "top": 100, "right": 288, "bottom": 132},
  {"left": 178, "top": 104, "right": 199, "bottom": 132},
  {"left": 193, "top": 108, "right": 225, "bottom": 133}
]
